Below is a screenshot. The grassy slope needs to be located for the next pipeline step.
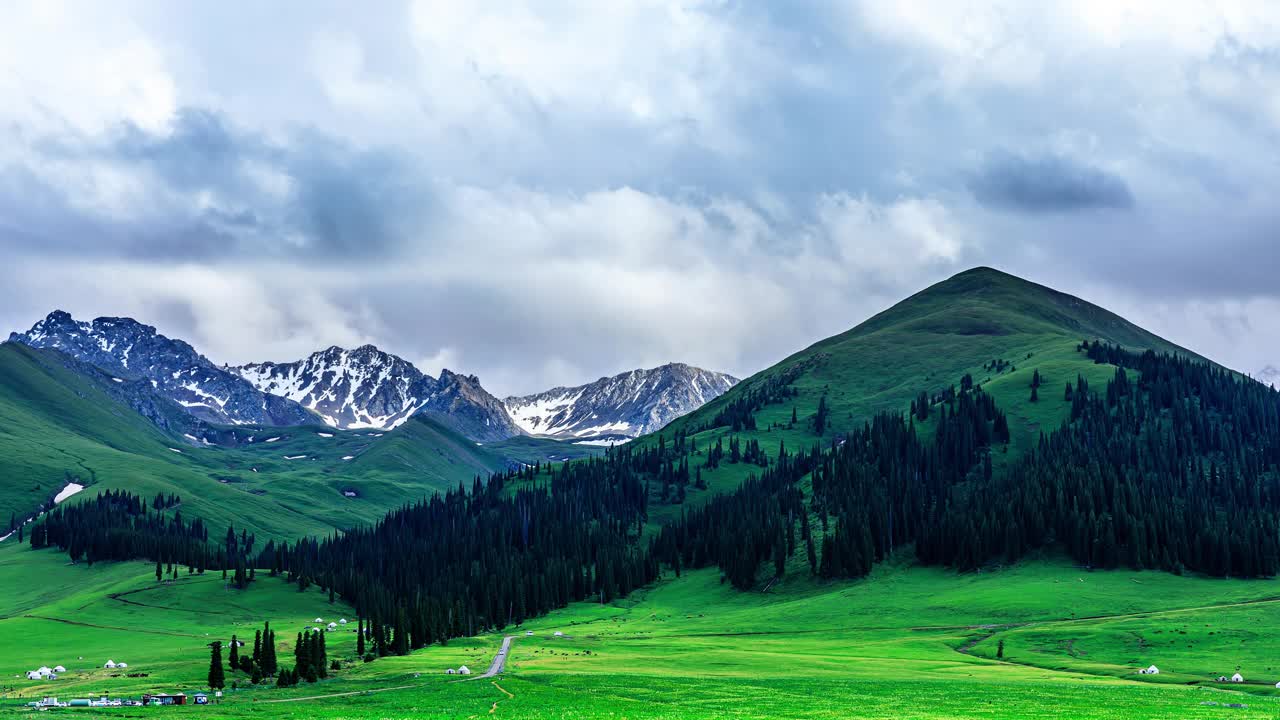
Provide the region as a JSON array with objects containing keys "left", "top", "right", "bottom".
[
  {"left": 6, "top": 543, "right": 1280, "bottom": 719},
  {"left": 0, "top": 343, "right": 523, "bottom": 540}
]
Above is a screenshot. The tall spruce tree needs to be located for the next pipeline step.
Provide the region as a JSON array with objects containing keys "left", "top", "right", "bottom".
[{"left": 207, "top": 642, "right": 225, "bottom": 690}]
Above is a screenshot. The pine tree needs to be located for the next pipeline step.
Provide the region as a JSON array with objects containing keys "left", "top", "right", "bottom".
[
  {"left": 264, "top": 626, "right": 277, "bottom": 675},
  {"left": 997, "top": 638, "right": 1005, "bottom": 659},
  {"left": 229, "top": 635, "right": 239, "bottom": 669},
  {"left": 1029, "top": 386, "right": 1038, "bottom": 402},
  {"left": 357, "top": 618, "right": 365, "bottom": 657},
  {"left": 207, "top": 642, "right": 226, "bottom": 690}
]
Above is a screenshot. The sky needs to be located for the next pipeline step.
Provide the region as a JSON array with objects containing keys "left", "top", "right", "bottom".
[{"left": 3, "top": 1, "right": 1280, "bottom": 396}]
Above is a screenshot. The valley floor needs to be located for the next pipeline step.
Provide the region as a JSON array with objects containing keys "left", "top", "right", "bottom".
[{"left": 4, "top": 541, "right": 1280, "bottom": 719}]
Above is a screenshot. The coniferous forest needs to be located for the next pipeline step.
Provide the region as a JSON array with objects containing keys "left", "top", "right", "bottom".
[{"left": 28, "top": 340, "right": 1280, "bottom": 660}]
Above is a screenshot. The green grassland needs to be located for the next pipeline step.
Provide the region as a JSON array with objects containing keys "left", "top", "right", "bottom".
[{"left": 6, "top": 541, "right": 1280, "bottom": 718}]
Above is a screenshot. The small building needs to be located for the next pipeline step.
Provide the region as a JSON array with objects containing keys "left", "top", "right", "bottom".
[
  {"left": 143, "top": 693, "right": 187, "bottom": 706},
  {"left": 1140, "top": 665, "right": 1159, "bottom": 675},
  {"left": 314, "top": 617, "right": 324, "bottom": 623},
  {"left": 328, "top": 622, "right": 338, "bottom": 629},
  {"left": 104, "top": 660, "right": 117, "bottom": 669},
  {"left": 339, "top": 618, "right": 348, "bottom": 625},
  {"left": 26, "top": 671, "right": 42, "bottom": 680},
  {"left": 553, "top": 631, "right": 564, "bottom": 637},
  {"left": 37, "top": 666, "right": 52, "bottom": 675},
  {"left": 445, "top": 668, "right": 456, "bottom": 675},
  {"left": 458, "top": 665, "right": 471, "bottom": 675},
  {"left": 53, "top": 665, "right": 66, "bottom": 673},
  {"left": 1231, "top": 673, "right": 1244, "bottom": 683},
  {"left": 193, "top": 693, "right": 209, "bottom": 705},
  {"left": 1217, "top": 675, "right": 1228, "bottom": 682}
]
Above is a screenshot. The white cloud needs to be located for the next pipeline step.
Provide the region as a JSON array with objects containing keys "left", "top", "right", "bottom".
[{"left": 0, "top": 4, "right": 177, "bottom": 135}]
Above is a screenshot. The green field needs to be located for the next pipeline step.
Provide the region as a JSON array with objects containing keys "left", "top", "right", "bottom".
[{"left": 5, "top": 539, "right": 1280, "bottom": 719}]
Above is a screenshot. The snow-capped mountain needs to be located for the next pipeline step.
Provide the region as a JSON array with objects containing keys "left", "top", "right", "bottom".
[
  {"left": 235, "top": 346, "right": 432, "bottom": 430},
  {"left": 505, "top": 363, "right": 738, "bottom": 441},
  {"left": 9, "top": 311, "right": 314, "bottom": 426},
  {"left": 234, "top": 346, "right": 522, "bottom": 441}
]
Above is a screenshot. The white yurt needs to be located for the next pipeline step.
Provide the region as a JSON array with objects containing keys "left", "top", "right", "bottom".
[
  {"left": 445, "top": 668, "right": 456, "bottom": 675},
  {"left": 314, "top": 617, "right": 324, "bottom": 623},
  {"left": 458, "top": 665, "right": 471, "bottom": 675},
  {"left": 118, "top": 663, "right": 128, "bottom": 669},
  {"left": 339, "top": 618, "right": 348, "bottom": 625},
  {"left": 53, "top": 666, "right": 66, "bottom": 673},
  {"left": 1144, "top": 665, "right": 1159, "bottom": 675},
  {"left": 1231, "top": 673, "right": 1244, "bottom": 683},
  {"left": 104, "top": 661, "right": 117, "bottom": 669},
  {"left": 25, "top": 671, "right": 41, "bottom": 680}
]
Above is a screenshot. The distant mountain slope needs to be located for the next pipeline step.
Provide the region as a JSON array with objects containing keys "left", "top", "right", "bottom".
[
  {"left": 9, "top": 311, "right": 314, "bottom": 427},
  {"left": 0, "top": 341, "right": 521, "bottom": 540},
  {"left": 233, "top": 346, "right": 522, "bottom": 441},
  {"left": 505, "top": 363, "right": 738, "bottom": 440}
]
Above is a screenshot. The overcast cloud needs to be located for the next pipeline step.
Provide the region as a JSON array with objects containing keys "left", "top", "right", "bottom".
[{"left": 2, "top": 1, "right": 1280, "bottom": 396}]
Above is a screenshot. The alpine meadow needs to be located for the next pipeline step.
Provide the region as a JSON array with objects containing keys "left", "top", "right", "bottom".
[{"left": 4, "top": 3, "right": 1280, "bottom": 719}]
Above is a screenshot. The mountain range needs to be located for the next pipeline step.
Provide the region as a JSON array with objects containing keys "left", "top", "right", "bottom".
[
  {"left": 7, "top": 311, "right": 734, "bottom": 444},
  {"left": 504, "top": 364, "right": 738, "bottom": 442}
]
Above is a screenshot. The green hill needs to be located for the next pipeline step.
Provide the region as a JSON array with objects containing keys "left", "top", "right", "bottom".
[{"left": 635, "top": 267, "right": 1205, "bottom": 520}]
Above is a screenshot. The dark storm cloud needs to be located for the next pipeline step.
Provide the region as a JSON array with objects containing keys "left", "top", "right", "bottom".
[{"left": 968, "top": 152, "right": 1135, "bottom": 214}]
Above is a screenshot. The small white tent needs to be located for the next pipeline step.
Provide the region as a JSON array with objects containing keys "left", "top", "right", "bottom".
[
  {"left": 1143, "top": 665, "right": 1159, "bottom": 675},
  {"left": 328, "top": 622, "right": 338, "bottom": 629},
  {"left": 458, "top": 665, "right": 471, "bottom": 675},
  {"left": 445, "top": 668, "right": 456, "bottom": 675},
  {"left": 339, "top": 618, "right": 348, "bottom": 625},
  {"left": 1231, "top": 673, "right": 1244, "bottom": 683},
  {"left": 104, "top": 661, "right": 117, "bottom": 669},
  {"left": 25, "top": 671, "right": 41, "bottom": 680},
  {"left": 53, "top": 666, "right": 66, "bottom": 673},
  {"left": 314, "top": 617, "right": 324, "bottom": 623},
  {"left": 117, "top": 663, "right": 128, "bottom": 669},
  {"left": 37, "top": 666, "right": 52, "bottom": 675},
  {"left": 553, "top": 631, "right": 564, "bottom": 637}
]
